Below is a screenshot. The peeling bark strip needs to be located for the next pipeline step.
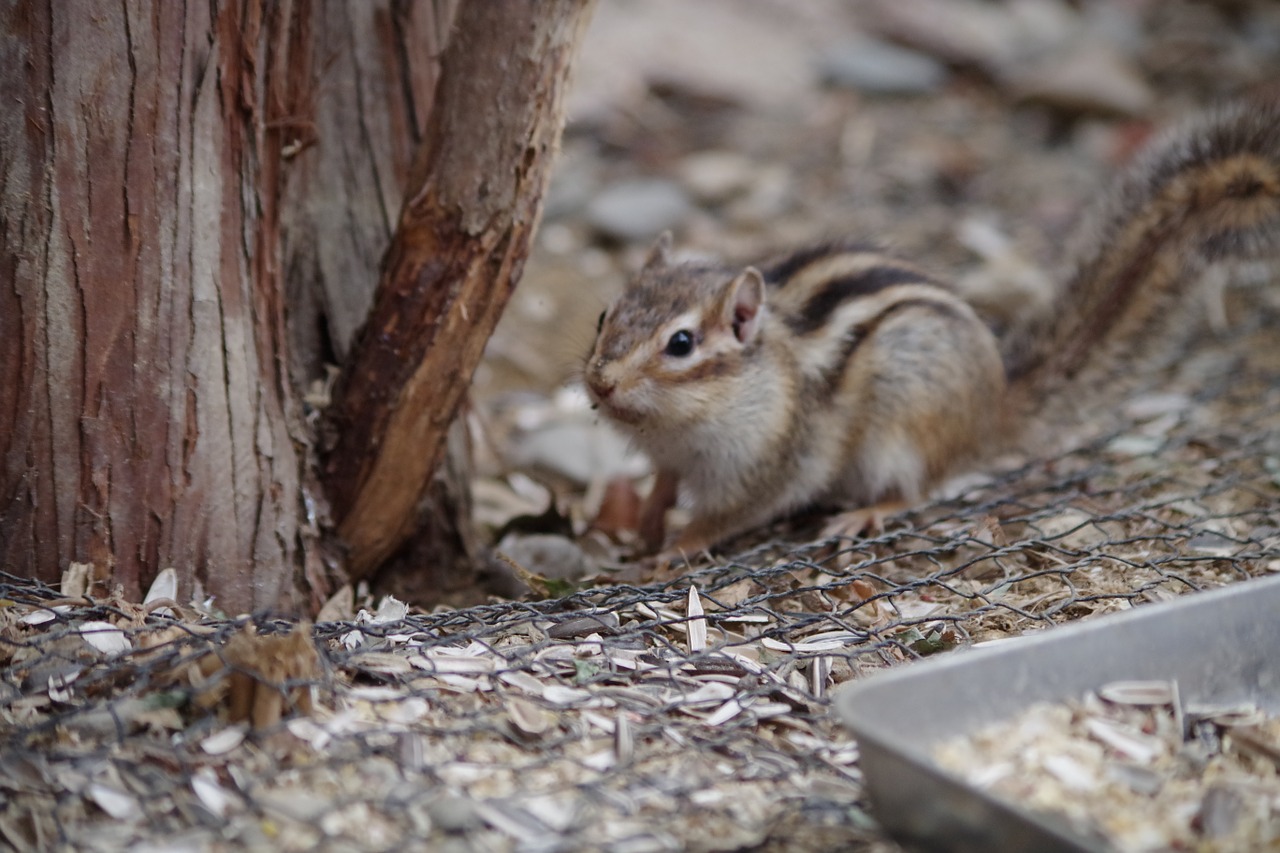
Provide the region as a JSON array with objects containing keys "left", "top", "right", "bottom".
[
  {"left": 322, "top": 0, "right": 597, "bottom": 577},
  {"left": 0, "top": 1, "right": 315, "bottom": 614}
]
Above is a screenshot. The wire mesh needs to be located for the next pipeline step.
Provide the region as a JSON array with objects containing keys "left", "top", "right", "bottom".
[{"left": 2, "top": 330, "right": 1278, "bottom": 852}]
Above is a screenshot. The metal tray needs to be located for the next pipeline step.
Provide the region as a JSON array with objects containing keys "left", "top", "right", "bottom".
[{"left": 834, "top": 574, "right": 1280, "bottom": 853}]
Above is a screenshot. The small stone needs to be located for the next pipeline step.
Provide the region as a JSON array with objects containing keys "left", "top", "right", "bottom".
[
  {"left": 1197, "top": 784, "right": 1246, "bottom": 839},
  {"left": 1011, "top": 41, "right": 1154, "bottom": 118},
  {"left": 725, "top": 166, "right": 793, "bottom": 227},
  {"left": 586, "top": 179, "right": 692, "bottom": 243},
  {"left": 819, "top": 35, "right": 948, "bottom": 95},
  {"left": 427, "top": 795, "right": 482, "bottom": 834},
  {"left": 542, "top": 149, "right": 600, "bottom": 220},
  {"left": 496, "top": 534, "right": 594, "bottom": 583},
  {"left": 863, "top": 0, "right": 1022, "bottom": 73},
  {"left": 677, "top": 151, "right": 756, "bottom": 206},
  {"left": 507, "top": 418, "right": 646, "bottom": 486}
]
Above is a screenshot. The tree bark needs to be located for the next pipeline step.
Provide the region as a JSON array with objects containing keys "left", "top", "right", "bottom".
[
  {"left": 282, "top": 1, "right": 456, "bottom": 374},
  {"left": 0, "top": 1, "right": 457, "bottom": 614},
  {"left": 1, "top": 1, "right": 313, "bottom": 614},
  {"left": 321, "top": 0, "right": 597, "bottom": 579}
]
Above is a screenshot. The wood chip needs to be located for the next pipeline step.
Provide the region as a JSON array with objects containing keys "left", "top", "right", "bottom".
[
  {"left": 201, "top": 726, "right": 247, "bottom": 755},
  {"left": 86, "top": 783, "right": 141, "bottom": 821},
  {"left": 508, "top": 696, "right": 557, "bottom": 736}
]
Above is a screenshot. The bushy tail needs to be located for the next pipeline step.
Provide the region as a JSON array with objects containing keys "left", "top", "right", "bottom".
[{"left": 1003, "top": 100, "right": 1280, "bottom": 393}]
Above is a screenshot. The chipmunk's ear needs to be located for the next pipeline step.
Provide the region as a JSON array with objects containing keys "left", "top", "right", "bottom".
[
  {"left": 724, "top": 267, "right": 766, "bottom": 344},
  {"left": 642, "top": 231, "right": 674, "bottom": 270}
]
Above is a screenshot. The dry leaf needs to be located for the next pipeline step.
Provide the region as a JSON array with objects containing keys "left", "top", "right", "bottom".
[
  {"left": 317, "top": 584, "right": 355, "bottom": 622},
  {"left": 592, "top": 476, "right": 642, "bottom": 539}
]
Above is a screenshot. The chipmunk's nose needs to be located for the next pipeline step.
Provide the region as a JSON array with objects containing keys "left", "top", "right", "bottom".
[
  {"left": 585, "top": 359, "right": 616, "bottom": 400},
  {"left": 587, "top": 375, "right": 615, "bottom": 400}
]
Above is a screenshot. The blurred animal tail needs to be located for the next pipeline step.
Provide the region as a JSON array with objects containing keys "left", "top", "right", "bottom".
[{"left": 1003, "top": 100, "right": 1280, "bottom": 396}]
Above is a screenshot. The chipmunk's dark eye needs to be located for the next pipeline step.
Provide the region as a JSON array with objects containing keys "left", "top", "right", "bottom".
[
  {"left": 664, "top": 329, "right": 695, "bottom": 357},
  {"left": 596, "top": 310, "right": 606, "bottom": 335}
]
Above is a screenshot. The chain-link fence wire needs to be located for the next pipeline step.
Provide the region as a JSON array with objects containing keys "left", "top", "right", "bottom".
[{"left": 2, "top": 333, "right": 1278, "bottom": 852}]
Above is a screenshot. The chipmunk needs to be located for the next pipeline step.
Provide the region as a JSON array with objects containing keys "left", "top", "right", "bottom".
[{"left": 583, "top": 101, "right": 1280, "bottom": 555}]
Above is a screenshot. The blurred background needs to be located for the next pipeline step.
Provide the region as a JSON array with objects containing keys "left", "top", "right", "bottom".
[{"left": 470, "top": 0, "right": 1280, "bottom": 543}]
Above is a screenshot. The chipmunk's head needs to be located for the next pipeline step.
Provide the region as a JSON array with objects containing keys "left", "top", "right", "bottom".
[{"left": 584, "top": 232, "right": 768, "bottom": 432}]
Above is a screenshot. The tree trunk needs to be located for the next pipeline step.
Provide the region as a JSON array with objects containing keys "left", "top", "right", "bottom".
[
  {"left": 320, "top": 0, "right": 597, "bottom": 580},
  {"left": 0, "top": 0, "right": 490, "bottom": 614},
  {"left": 2, "top": 0, "right": 310, "bottom": 614}
]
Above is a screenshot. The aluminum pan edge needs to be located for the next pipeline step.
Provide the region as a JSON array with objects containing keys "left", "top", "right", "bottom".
[{"left": 834, "top": 573, "right": 1280, "bottom": 852}]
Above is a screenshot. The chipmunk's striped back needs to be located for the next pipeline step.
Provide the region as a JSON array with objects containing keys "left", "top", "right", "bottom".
[{"left": 757, "top": 242, "right": 981, "bottom": 399}]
